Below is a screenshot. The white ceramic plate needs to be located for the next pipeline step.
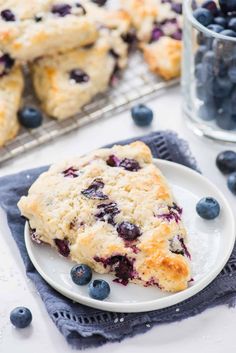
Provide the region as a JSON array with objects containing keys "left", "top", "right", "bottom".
[{"left": 24, "top": 159, "right": 235, "bottom": 313}]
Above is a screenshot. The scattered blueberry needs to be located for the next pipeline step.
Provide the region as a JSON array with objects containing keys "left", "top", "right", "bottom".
[
  {"left": 216, "top": 150, "right": 236, "bottom": 174},
  {"left": 54, "top": 238, "right": 70, "bottom": 257},
  {"left": 52, "top": 4, "right": 71, "bottom": 16},
  {"left": 1, "top": 9, "right": 15, "bottom": 21},
  {"left": 81, "top": 178, "right": 108, "bottom": 200},
  {"left": 193, "top": 8, "right": 214, "bottom": 27},
  {"left": 88, "top": 279, "right": 110, "bottom": 300},
  {"left": 70, "top": 69, "right": 89, "bottom": 83},
  {"left": 131, "top": 104, "right": 153, "bottom": 126},
  {"left": 10, "top": 307, "right": 32, "bottom": 329},
  {"left": 196, "top": 197, "right": 220, "bottom": 220},
  {"left": 18, "top": 107, "right": 43, "bottom": 129},
  {"left": 70, "top": 264, "right": 92, "bottom": 285},
  {"left": 117, "top": 221, "right": 141, "bottom": 241},
  {"left": 227, "top": 172, "right": 236, "bottom": 194}
]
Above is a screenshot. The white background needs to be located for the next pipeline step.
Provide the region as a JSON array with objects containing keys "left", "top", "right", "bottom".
[{"left": 1, "top": 86, "right": 236, "bottom": 352}]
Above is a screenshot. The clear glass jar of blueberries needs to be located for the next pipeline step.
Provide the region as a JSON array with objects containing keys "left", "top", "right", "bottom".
[{"left": 182, "top": 0, "right": 236, "bottom": 142}]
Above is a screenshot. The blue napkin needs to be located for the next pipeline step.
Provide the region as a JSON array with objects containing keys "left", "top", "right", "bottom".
[{"left": 0, "top": 130, "right": 235, "bottom": 350}]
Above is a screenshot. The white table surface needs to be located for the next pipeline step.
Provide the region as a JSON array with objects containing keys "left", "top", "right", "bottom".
[{"left": 1, "top": 86, "right": 236, "bottom": 353}]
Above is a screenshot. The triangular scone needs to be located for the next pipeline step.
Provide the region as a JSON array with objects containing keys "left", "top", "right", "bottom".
[
  {"left": 0, "top": 65, "right": 24, "bottom": 147},
  {"left": 18, "top": 141, "right": 191, "bottom": 292}
]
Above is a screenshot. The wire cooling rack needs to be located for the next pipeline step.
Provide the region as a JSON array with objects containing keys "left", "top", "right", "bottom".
[{"left": 0, "top": 52, "right": 178, "bottom": 165}]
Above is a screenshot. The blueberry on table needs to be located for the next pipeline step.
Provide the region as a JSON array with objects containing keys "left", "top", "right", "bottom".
[
  {"left": 88, "top": 279, "right": 110, "bottom": 300},
  {"left": 18, "top": 107, "right": 43, "bottom": 129},
  {"left": 193, "top": 8, "right": 214, "bottom": 27},
  {"left": 216, "top": 150, "right": 236, "bottom": 174},
  {"left": 207, "top": 24, "right": 224, "bottom": 32},
  {"left": 131, "top": 104, "right": 153, "bottom": 127},
  {"left": 10, "top": 307, "right": 32, "bottom": 329},
  {"left": 196, "top": 197, "right": 220, "bottom": 220},
  {"left": 227, "top": 172, "right": 236, "bottom": 194},
  {"left": 71, "top": 264, "right": 92, "bottom": 285}
]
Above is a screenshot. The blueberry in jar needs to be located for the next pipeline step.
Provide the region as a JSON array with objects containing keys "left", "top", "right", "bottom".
[
  {"left": 219, "top": 0, "right": 236, "bottom": 14},
  {"left": 198, "top": 102, "right": 217, "bottom": 121},
  {"left": 202, "top": 0, "right": 218, "bottom": 15},
  {"left": 216, "top": 150, "right": 236, "bottom": 174},
  {"left": 212, "top": 77, "right": 233, "bottom": 98},
  {"left": 194, "top": 45, "right": 207, "bottom": 64},
  {"left": 196, "top": 197, "right": 220, "bottom": 220},
  {"left": 10, "top": 307, "right": 32, "bottom": 329},
  {"left": 207, "top": 24, "right": 224, "bottom": 32},
  {"left": 193, "top": 8, "right": 214, "bottom": 27},
  {"left": 216, "top": 111, "right": 236, "bottom": 130},
  {"left": 213, "top": 16, "right": 227, "bottom": 28},
  {"left": 220, "top": 29, "right": 236, "bottom": 37},
  {"left": 227, "top": 172, "right": 236, "bottom": 195}
]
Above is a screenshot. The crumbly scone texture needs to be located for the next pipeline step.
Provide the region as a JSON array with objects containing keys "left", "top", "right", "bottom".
[
  {"left": 142, "top": 37, "right": 182, "bottom": 80},
  {"left": 0, "top": 66, "right": 24, "bottom": 146},
  {"left": 31, "top": 26, "right": 128, "bottom": 120},
  {"left": 0, "top": 0, "right": 99, "bottom": 61},
  {"left": 18, "top": 141, "right": 191, "bottom": 292}
]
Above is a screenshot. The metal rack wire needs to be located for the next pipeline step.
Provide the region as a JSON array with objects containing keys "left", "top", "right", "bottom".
[{"left": 0, "top": 52, "right": 178, "bottom": 165}]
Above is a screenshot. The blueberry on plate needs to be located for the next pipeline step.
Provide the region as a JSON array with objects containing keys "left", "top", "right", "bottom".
[
  {"left": 196, "top": 197, "right": 220, "bottom": 220},
  {"left": 216, "top": 150, "right": 236, "bottom": 174},
  {"left": 193, "top": 8, "right": 214, "bottom": 27},
  {"left": 88, "top": 279, "right": 110, "bottom": 300},
  {"left": 131, "top": 104, "right": 153, "bottom": 127},
  {"left": 10, "top": 307, "right": 32, "bottom": 329},
  {"left": 228, "top": 64, "right": 236, "bottom": 83},
  {"left": 227, "top": 172, "right": 236, "bottom": 195},
  {"left": 18, "top": 107, "right": 43, "bottom": 129},
  {"left": 70, "top": 264, "right": 92, "bottom": 285}
]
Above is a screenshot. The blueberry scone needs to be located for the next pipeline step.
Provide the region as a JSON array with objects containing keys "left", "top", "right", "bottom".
[
  {"left": 121, "top": 0, "right": 182, "bottom": 80},
  {"left": 0, "top": 0, "right": 99, "bottom": 62},
  {"left": 0, "top": 65, "right": 24, "bottom": 146},
  {"left": 31, "top": 27, "right": 128, "bottom": 120},
  {"left": 18, "top": 142, "right": 191, "bottom": 292}
]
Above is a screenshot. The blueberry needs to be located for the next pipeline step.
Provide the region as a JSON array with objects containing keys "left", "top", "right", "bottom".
[
  {"left": 216, "top": 111, "right": 236, "bottom": 130},
  {"left": 10, "top": 307, "right": 32, "bottom": 329},
  {"left": 195, "top": 64, "right": 204, "bottom": 82},
  {"left": 106, "top": 154, "right": 120, "bottom": 167},
  {"left": 219, "top": 0, "right": 236, "bottom": 13},
  {"left": 171, "top": 2, "right": 182, "bottom": 14},
  {"left": 220, "top": 29, "right": 236, "bottom": 37},
  {"left": 51, "top": 4, "right": 71, "bottom": 16},
  {"left": 95, "top": 202, "right": 120, "bottom": 225},
  {"left": 216, "top": 150, "right": 236, "bottom": 173},
  {"left": 117, "top": 221, "right": 141, "bottom": 241},
  {"left": 228, "top": 17, "right": 236, "bottom": 31},
  {"left": 0, "top": 54, "right": 15, "bottom": 77},
  {"left": 194, "top": 45, "right": 207, "bottom": 65},
  {"left": 62, "top": 167, "right": 79, "bottom": 178},
  {"left": 119, "top": 158, "right": 141, "bottom": 171},
  {"left": 202, "top": 0, "right": 218, "bottom": 15},
  {"left": 131, "top": 104, "right": 153, "bottom": 126},
  {"left": 1, "top": 9, "right": 15, "bottom": 21},
  {"left": 171, "top": 29, "right": 182, "bottom": 40},
  {"left": 212, "top": 77, "right": 233, "bottom": 98},
  {"left": 227, "top": 172, "right": 236, "bottom": 194},
  {"left": 81, "top": 178, "right": 108, "bottom": 200},
  {"left": 196, "top": 197, "right": 220, "bottom": 220},
  {"left": 207, "top": 24, "right": 224, "bottom": 32},
  {"left": 70, "top": 69, "right": 89, "bottom": 83},
  {"left": 70, "top": 264, "right": 92, "bottom": 285},
  {"left": 18, "top": 107, "right": 43, "bottom": 129},
  {"left": 88, "top": 279, "right": 110, "bottom": 300},
  {"left": 150, "top": 26, "right": 164, "bottom": 42},
  {"left": 91, "top": 0, "right": 107, "bottom": 6},
  {"left": 228, "top": 64, "right": 236, "bottom": 82},
  {"left": 54, "top": 238, "right": 70, "bottom": 257},
  {"left": 193, "top": 8, "right": 214, "bottom": 27},
  {"left": 198, "top": 102, "right": 216, "bottom": 121},
  {"left": 213, "top": 16, "right": 227, "bottom": 27}
]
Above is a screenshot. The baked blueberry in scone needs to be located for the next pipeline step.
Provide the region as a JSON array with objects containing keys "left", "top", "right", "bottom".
[
  {"left": 121, "top": 0, "right": 182, "bottom": 80},
  {"left": 30, "top": 9, "right": 131, "bottom": 120},
  {"left": 18, "top": 142, "right": 191, "bottom": 292},
  {"left": 0, "top": 65, "right": 24, "bottom": 147},
  {"left": 0, "top": 0, "right": 99, "bottom": 62}
]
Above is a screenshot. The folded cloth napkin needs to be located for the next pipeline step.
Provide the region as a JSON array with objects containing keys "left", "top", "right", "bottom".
[{"left": 0, "top": 130, "right": 236, "bottom": 350}]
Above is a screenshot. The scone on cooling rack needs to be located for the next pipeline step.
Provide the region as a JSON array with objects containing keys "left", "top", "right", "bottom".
[
  {"left": 30, "top": 8, "right": 131, "bottom": 120},
  {"left": 0, "top": 65, "right": 24, "bottom": 147},
  {"left": 121, "top": 0, "right": 182, "bottom": 80},
  {"left": 0, "top": 0, "right": 99, "bottom": 62},
  {"left": 18, "top": 141, "right": 191, "bottom": 292}
]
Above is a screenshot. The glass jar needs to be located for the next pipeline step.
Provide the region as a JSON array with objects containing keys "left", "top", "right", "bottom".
[{"left": 182, "top": 0, "right": 236, "bottom": 143}]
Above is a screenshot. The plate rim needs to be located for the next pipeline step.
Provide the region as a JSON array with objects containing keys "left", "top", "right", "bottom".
[{"left": 24, "top": 159, "right": 236, "bottom": 313}]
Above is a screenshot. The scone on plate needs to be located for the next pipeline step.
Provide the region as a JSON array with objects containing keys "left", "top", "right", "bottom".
[
  {"left": 18, "top": 141, "right": 191, "bottom": 292},
  {"left": 0, "top": 65, "right": 24, "bottom": 147},
  {"left": 121, "top": 0, "right": 182, "bottom": 80},
  {"left": 0, "top": 0, "right": 99, "bottom": 62}
]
